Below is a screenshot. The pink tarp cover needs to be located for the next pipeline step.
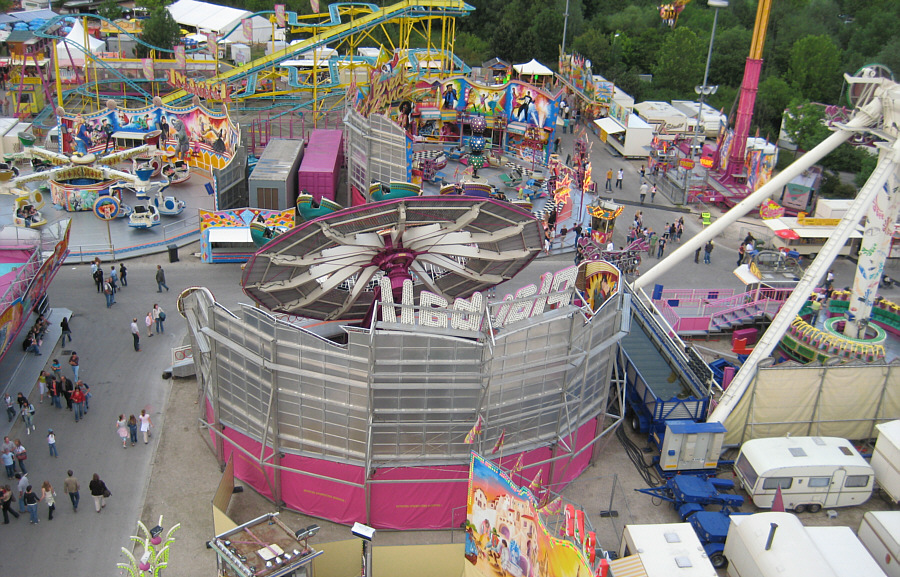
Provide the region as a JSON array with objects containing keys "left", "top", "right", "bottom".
[
  {"left": 279, "top": 454, "right": 367, "bottom": 525},
  {"left": 369, "top": 465, "right": 470, "bottom": 530},
  {"left": 550, "top": 419, "right": 597, "bottom": 487},
  {"left": 297, "top": 129, "right": 343, "bottom": 202},
  {"left": 222, "top": 427, "right": 275, "bottom": 500}
]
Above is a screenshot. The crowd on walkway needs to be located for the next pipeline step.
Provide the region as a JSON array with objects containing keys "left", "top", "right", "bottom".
[{"left": 1, "top": 260, "right": 169, "bottom": 526}]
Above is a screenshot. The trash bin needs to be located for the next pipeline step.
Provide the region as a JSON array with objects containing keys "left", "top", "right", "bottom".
[{"left": 167, "top": 244, "right": 179, "bottom": 263}]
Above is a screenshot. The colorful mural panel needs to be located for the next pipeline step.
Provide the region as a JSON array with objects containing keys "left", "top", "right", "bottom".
[
  {"left": 199, "top": 208, "right": 295, "bottom": 263},
  {"left": 465, "top": 453, "right": 593, "bottom": 577},
  {"left": 57, "top": 103, "right": 238, "bottom": 174}
]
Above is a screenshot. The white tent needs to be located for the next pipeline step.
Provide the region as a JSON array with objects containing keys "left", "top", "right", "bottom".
[
  {"left": 513, "top": 59, "right": 553, "bottom": 76},
  {"left": 55, "top": 19, "right": 106, "bottom": 67},
  {"left": 167, "top": 0, "right": 271, "bottom": 44}
]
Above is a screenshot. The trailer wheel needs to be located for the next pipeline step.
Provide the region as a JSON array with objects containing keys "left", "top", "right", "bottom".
[
  {"left": 710, "top": 553, "right": 727, "bottom": 569},
  {"left": 793, "top": 504, "right": 806, "bottom": 514},
  {"left": 807, "top": 503, "right": 821, "bottom": 514},
  {"left": 631, "top": 415, "right": 641, "bottom": 432}
]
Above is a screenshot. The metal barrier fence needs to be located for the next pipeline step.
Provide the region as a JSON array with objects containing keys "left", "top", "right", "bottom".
[{"left": 65, "top": 213, "right": 201, "bottom": 263}]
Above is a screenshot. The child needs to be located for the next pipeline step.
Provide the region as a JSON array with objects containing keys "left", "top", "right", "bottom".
[{"left": 47, "top": 430, "right": 57, "bottom": 458}]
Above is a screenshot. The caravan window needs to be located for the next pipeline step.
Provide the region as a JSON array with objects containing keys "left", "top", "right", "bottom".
[
  {"left": 763, "top": 477, "right": 793, "bottom": 490},
  {"left": 735, "top": 454, "right": 759, "bottom": 487},
  {"left": 845, "top": 475, "right": 871, "bottom": 488},
  {"left": 808, "top": 477, "right": 831, "bottom": 488}
]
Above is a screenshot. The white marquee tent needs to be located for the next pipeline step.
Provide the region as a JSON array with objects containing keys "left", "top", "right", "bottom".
[
  {"left": 513, "top": 59, "right": 553, "bottom": 77},
  {"left": 55, "top": 19, "right": 106, "bottom": 67},
  {"left": 167, "top": 0, "right": 272, "bottom": 43}
]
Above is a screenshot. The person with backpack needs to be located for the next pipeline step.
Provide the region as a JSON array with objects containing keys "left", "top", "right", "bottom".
[
  {"left": 153, "top": 304, "right": 166, "bottom": 334},
  {"left": 103, "top": 278, "right": 114, "bottom": 308}
]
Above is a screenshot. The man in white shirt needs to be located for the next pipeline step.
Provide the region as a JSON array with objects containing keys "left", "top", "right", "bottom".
[{"left": 130, "top": 318, "right": 140, "bottom": 352}]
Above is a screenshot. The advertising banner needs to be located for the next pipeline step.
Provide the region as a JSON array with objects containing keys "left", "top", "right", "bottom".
[
  {"left": 242, "top": 18, "right": 253, "bottom": 43},
  {"left": 465, "top": 453, "right": 593, "bottom": 577},
  {"left": 275, "top": 4, "right": 286, "bottom": 27},
  {"left": 206, "top": 32, "right": 218, "bottom": 56}
]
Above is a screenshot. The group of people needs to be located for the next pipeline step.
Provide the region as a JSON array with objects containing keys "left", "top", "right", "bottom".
[
  {"left": 92, "top": 258, "right": 127, "bottom": 309},
  {"left": 1, "top": 467, "right": 110, "bottom": 523},
  {"left": 21, "top": 314, "right": 50, "bottom": 357},
  {"left": 15, "top": 204, "right": 39, "bottom": 226},
  {"left": 115, "top": 410, "right": 154, "bottom": 448}
]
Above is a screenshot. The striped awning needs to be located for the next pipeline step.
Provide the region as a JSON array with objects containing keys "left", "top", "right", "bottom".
[{"left": 609, "top": 555, "right": 648, "bottom": 577}]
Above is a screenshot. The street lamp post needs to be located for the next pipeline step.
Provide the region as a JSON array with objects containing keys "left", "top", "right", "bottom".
[
  {"left": 682, "top": 0, "right": 728, "bottom": 204},
  {"left": 562, "top": 0, "right": 571, "bottom": 56}
]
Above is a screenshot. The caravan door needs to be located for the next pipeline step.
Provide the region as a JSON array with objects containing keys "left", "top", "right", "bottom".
[{"left": 826, "top": 468, "right": 847, "bottom": 507}]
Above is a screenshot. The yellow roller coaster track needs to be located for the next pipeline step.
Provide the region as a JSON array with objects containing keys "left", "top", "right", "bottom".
[{"left": 161, "top": 0, "right": 471, "bottom": 104}]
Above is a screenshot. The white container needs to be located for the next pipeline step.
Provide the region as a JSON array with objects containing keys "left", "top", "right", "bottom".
[
  {"left": 871, "top": 420, "right": 900, "bottom": 504},
  {"left": 859, "top": 511, "right": 900, "bottom": 577}
]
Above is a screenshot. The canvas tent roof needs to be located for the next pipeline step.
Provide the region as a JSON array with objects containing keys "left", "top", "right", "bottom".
[
  {"left": 167, "top": 0, "right": 270, "bottom": 42},
  {"left": 513, "top": 59, "right": 553, "bottom": 76},
  {"left": 55, "top": 19, "right": 106, "bottom": 67},
  {"left": 482, "top": 57, "right": 511, "bottom": 70}
]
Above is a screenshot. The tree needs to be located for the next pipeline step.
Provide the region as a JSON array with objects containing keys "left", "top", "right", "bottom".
[
  {"left": 98, "top": 0, "right": 124, "bottom": 22},
  {"left": 651, "top": 27, "right": 704, "bottom": 96},
  {"left": 136, "top": 8, "right": 182, "bottom": 58},
  {"left": 782, "top": 100, "right": 829, "bottom": 153},
  {"left": 754, "top": 76, "right": 794, "bottom": 141},
  {"left": 789, "top": 35, "right": 842, "bottom": 103}
]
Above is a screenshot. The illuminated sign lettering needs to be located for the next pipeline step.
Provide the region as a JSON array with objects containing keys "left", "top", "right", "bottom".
[{"left": 378, "top": 266, "right": 578, "bottom": 331}]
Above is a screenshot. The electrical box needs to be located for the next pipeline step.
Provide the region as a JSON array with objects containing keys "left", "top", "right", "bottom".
[{"left": 659, "top": 420, "right": 726, "bottom": 473}]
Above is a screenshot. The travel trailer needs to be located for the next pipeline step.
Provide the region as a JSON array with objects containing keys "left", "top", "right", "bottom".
[{"left": 733, "top": 436, "right": 874, "bottom": 512}]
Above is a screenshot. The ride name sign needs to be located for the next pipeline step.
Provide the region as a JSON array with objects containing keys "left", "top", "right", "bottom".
[{"left": 377, "top": 266, "right": 578, "bottom": 333}]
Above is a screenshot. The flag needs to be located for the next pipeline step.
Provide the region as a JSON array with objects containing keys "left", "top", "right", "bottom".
[
  {"left": 512, "top": 454, "right": 523, "bottom": 473},
  {"left": 242, "top": 18, "right": 253, "bottom": 42},
  {"left": 174, "top": 45, "right": 186, "bottom": 69},
  {"left": 771, "top": 485, "right": 785, "bottom": 512},
  {"left": 310, "top": 0, "right": 320, "bottom": 12},
  {"left": 141, "top": 58, "right": 154, "bottom": 81},
  {"left": 491, "top": 429, "right": 506, "bottom": 454},
  {"left": 538, "top": 496, "right": 562, "bottom": 515},
  {"left": 206, "top": 32, "right": 218, "bottom": 57},
  {"left": 275, "top": 4, "right": 286, "bottom": 27},
  {"left": 529, "top": 469, "right": 542, "bottom": 491},
  {"left": 464, "top": 414, "right": 483, "bottom": 444}
]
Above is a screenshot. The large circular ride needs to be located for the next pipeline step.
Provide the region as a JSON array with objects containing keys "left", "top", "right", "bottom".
[{"left": 241, "top": 196, "right": 545, "bottom": 320}]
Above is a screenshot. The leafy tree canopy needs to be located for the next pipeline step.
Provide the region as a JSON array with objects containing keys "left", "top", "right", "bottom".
[{"left": 136, "top": 7, "right": 182, "bottom": 58}]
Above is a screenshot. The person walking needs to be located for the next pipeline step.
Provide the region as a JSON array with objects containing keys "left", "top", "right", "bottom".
[
  {"left": 88, "top": 473, "right": 109, "bottom": 513},
  {"left": 119, "top": 262, "right": 128, "bottom": 287},
  {"left": 695, "top": 246, "right": 702, "bottom": 264},
  {"left": 60, "top": 316, "right": 72, "bottom": 344},
  {"left": 22, "top": 400, "right": 35, "bottom": 434},
  {"left": 109, "top": 266, "right": 119, "bottom": 294},
  {"left": 736, "top": 244, "right": 745, "bottom": 267},
  {"left": 153, "top": 304, "right": 165, "bottom": 334},
  {"left": 80, "top": 381, "right": 91, "bottom": 413},
  {"left": 71, "top": 386, "right": 85, "bottom": 423},
  {"left": 704, "top": 241, "right": 714, "bottom": 264},
  {"left": 116, "top": 415, "right": 129, "bottom": 449},
  {"left": 139, "top": 409, "right": 153, "bottom": 444},
  {"left": 2, "top": 437, "right": 15, "bottom": 474},
  {"left": 605, "top": 168, "right": 613, "bottom": 191},
  {"left": 656, "top": 236, "right": 667, "bottom": 259},
  {"left": 639, "top": 181, "right": 649, "bottom": 204},
  {"left": 68, "top": 351, "right": 80, "bottom": 381},
  {"left": 1, "top": 484, "right": 19, "bottom": 523},
  {"left": 23, "top": 484, "right": 40, "bottom": 524},
  {"left": 131, "top": 318, "right": 141, "bottom": 352},
  {"left": 16, "top": 472, "right": 28, "bottom": 513},
  {"left": 13, "top": 440, "right": 27, "bottom": 475},
  {"left": 145, "top": 312, "right": 154, "bottom": 337},
  {"left": 103, "top": 277, "right": 115, "bottom": 308},
  {"left": 650, "top": 184, "right": 657, "bottom": 203},
  {"left": 615, "top": 168, "right": 624, "bottom": 189},
  {"left": 47, "top": 429, "right": 58, "bottom": 458},
  {"left": 51, "top": 358, "right": 61, "bottom": 381},
  {"left": 62, "top": 376, "right": 74, "bottom": 411},
  {"left": 63, "top": 470, "right": 80, "bottom": 512},
  {"left": 810, "top": 294, "right": 823, "bottom": 326},
  {"left": 156, "top": 264, "right": 169, "bottom": 292},
  {"left": 128, "top": 414, "right": 138, "bottom": 446},
  {"left": 40, "top": 480, "right": 55, "bottom": 520},
  {"left": 92, "top": 266, "right": 104, "bottom": 293},
  {"left": 2, "top": 449, "right": 14, "bottom": 479},
  {"left": 5, "top": 393, "right": 15, "bottom": 422}
]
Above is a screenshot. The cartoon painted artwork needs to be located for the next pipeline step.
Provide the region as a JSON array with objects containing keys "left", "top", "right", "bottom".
[
  {"left": 580, "top": 261, "right": 621, "bottom": 312},
  {"left": 466, "top": 453, "right": 593, "bottom": 577},
  {"left": 57, "top": 103, "right": 238, "bottom": 172}
]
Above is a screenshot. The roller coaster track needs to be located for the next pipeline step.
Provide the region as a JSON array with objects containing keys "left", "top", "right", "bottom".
[{"left": 161, "top": 0, "right": 474, "bottom": 104}]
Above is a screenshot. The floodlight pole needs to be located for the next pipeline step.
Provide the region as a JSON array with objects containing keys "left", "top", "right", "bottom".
[
  {"left": 681, "top": 0, "right": 727, "bottom": 204},
  {"left": 561, "top": 0, "right": 571, "bottom": 56}
]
